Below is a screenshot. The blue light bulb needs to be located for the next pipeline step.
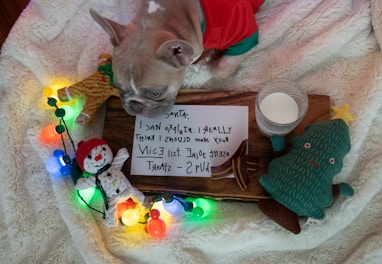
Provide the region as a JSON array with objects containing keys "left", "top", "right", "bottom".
[
  {"left": 46, "top": 156, "right": 62, "bottom": 177},
  {"left": 53, "top": 149, "right": 65, "bottom": 158},
  {"left": 163, "top": 198, "right": 182, "bottom": 215},
  {"left": 47, "top": 149, "right": 71, "bottom": 178}
]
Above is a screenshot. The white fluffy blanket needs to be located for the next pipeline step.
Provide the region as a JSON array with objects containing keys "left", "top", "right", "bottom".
[{"left": 1, "top": 0, "right": 382, "bottom": 263}]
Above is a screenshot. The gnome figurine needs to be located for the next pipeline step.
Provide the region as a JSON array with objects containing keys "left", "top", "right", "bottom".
[{"left": 75, "top": 138, "right": 145, "bottom": 227}]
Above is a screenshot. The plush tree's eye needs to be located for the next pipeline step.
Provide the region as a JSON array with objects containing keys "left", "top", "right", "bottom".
[
  {"left": 304, "top": 143, "right": 311, "bottom": 149},
  {"left": 329, "top": 158, "right": 335, "bottom": 164}
]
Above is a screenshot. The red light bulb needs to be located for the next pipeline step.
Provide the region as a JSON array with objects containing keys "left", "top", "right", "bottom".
[
  {"left": 146, "top": 218, "right": 166, "bottom": 239},
  {"left": 149, "top": 209, "right": 160, "bottom": 220},
  {"left": 145, "top": 209, "right": 166, "bottom": 239}
]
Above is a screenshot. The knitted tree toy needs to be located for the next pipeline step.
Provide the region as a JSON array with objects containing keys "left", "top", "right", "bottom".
[
  {"left": 257, "top": 114, "right": 354, "bottom": 234},
  {"left": 74, "top": 138, "right": 145, "bottom": 227},
  {"left": 57, "top": 54, "right": 120, "bottom": 126}
]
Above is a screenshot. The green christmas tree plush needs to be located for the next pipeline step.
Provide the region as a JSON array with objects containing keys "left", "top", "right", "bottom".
[{"left": 258, "top": 118, "right": 354, "bottom": 234}]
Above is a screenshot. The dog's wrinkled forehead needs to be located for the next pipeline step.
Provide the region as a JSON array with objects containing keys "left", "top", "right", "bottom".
[
  {"left": 111, "top": 34, "right": 148, "bottom": 88},
  {"left": 112, "top": 41, "right": 184, "bottom": 96}
]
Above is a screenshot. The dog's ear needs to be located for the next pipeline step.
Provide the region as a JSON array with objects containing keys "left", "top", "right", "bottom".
[
  {"left": 156, "top": 40, "right": 195, "bottom": 67},
  {"left": 89, "top": 8, "right": 126, "bottom": 47}
]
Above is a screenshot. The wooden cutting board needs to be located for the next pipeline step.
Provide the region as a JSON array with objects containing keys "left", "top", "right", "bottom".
[{"left": 102, "top": 89, "right": 330, "bottom": 201}]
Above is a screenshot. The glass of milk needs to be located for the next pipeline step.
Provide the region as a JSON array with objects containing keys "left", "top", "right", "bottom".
[{"left": 255, "top": 79, "right": 308, "bottom": 136}]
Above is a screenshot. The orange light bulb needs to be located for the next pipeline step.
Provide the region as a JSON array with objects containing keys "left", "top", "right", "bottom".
[{"left": 40, "top": 124, "right": 61, "bottom": 145}]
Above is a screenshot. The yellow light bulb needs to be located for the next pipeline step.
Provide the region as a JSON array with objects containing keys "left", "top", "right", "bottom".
[
  {"left": 121, "top": 208, "right": 140, "bottom": 226},
  {"left": 44, "top": 77, "right": 73, "bottom": 101},
  {"left": 43, "top": 87, "right": 53, "bottom": 98}
]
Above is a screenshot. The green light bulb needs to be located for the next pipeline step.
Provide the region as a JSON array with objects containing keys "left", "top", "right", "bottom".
[{"left": 76, "top": 187, "right": 96, "bottom": 206}]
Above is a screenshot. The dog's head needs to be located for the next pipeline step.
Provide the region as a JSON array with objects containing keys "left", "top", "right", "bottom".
[{"left": 90, "top": 9, "right": 197, "bottom": 117}]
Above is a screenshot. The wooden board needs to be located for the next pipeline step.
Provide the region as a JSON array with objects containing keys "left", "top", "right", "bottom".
[{"left": 103, "top": 90, "right": 330, "bottom": 201}]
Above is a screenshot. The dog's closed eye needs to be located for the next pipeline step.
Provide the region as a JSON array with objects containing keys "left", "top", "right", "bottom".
[
  {"left": 142, "top": 86, "right": 168, "bottom": 100},
  {"left": 150, "top": 91, "right": 161, "bottom": 98}
]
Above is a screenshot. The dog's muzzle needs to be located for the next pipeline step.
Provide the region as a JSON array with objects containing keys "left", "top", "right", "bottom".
[
  {"left": 122, "top": 95, "right": 174, "bottom": 117},
  {"left": 129, "top": 100, "right": 145, "bottom": 114}
]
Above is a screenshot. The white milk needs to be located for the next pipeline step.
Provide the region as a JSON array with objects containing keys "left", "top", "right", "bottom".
[{"left": 259, "top": 92, "right": 299, "bottom": 124}]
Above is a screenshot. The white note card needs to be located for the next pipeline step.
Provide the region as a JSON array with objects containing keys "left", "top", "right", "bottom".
[{"left": 131, "top": 105, "right": 248, "bottom": 177}]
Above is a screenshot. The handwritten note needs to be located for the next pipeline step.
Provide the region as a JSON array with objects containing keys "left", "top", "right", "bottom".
[{"left": 131, "top": 105, "right": 248, "bottom": 177}]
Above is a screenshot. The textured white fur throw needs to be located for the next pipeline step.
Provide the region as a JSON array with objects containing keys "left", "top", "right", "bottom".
[{"left": 1, "top": 0, "right": 382, "bottom": 263}]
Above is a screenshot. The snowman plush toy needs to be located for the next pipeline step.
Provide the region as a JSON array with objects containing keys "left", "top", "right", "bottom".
[{"left": 74, "top": 138, "right": 145, "bottom": 227}]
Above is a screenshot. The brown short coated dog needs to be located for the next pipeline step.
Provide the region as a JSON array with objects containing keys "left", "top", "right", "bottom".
[{"left": 90, "top": 0, "right": 264, "bottom": 117}]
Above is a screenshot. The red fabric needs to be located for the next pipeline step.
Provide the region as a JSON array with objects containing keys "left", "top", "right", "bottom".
[{"left": 200, "top": 0, "right": 264, "bottom": 52}]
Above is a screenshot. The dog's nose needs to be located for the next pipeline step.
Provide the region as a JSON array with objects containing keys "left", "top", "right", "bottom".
[{"left": 130, "top": 100, "right": 144, "bottom": 113}]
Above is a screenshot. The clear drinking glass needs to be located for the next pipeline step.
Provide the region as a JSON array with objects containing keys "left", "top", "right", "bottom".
[{"left": 255, "top": 79, "right": 308, "bottom": 136}]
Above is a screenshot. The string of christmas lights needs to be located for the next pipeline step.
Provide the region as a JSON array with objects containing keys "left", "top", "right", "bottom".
[{"left": 40, "top": 83, "right": 216, "bottom": 239}]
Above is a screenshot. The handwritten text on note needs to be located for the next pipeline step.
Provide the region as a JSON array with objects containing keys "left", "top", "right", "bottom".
[{"left": 131, "top": 105, "right": 248, "bottom": 177}]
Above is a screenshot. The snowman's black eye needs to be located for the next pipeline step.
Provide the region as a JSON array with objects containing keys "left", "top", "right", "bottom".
[
  {"left": 102, "top": 147, "right": 106, "bottom": 151},
  {"left": 107, "top": 173, "right": 111, "bottom": 177},
  {"left": 87, "top": 154, "right": 92, "bottom": 159}
]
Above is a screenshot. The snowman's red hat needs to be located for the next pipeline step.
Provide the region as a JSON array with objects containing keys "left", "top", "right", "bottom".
[{"left": 76, "top": 138, "right": 108, "bottom": 171}]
